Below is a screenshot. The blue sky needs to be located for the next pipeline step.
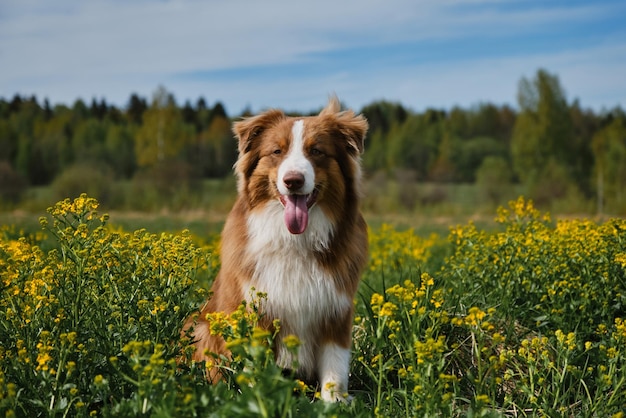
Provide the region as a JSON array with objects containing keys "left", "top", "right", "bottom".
[{"left": 1, "top": 0, "right": 625, "bottom": 115}]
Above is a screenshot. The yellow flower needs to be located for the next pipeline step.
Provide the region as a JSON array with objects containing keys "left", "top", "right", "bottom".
[
  {"left": 225, "top": 337, "right": 248, "bottom": 349},
  {"left": 294, "top": 379, "right": 308, "bottom": 393},
  {"left": 252, "top": 327, "right": 271, "bottom": 341},
  {"left": 462, "top": 306, "right": 486, "bottom": 327},
  {"left": 566, "top": 332, "right": 577, "bottom": 351},
  {"left": 492, "top": 332, "right": 504, "bottom": 344},
  {"left": 35, "top": 344, "right": 53, "bottom": 372},
  {"left": 371, "top": 354, "right": 382, "bottom": 365},
  {"left": 414, "top": 336, "right": 446, "bottom": 364},
  {"left": 371, "top": 293, "right": 384, "bottom": 309},
  {"left": 379, "top": 301, "right": 397, "bottom": 317},
  {"left": 283, "top": 334, "right": 301, "bottom": 350},
  {"left": 439, "top": 373, "right": 457, "bottom": 382},
  {"left": 421, "top": 272, "right": 434, "bottom": 287}
]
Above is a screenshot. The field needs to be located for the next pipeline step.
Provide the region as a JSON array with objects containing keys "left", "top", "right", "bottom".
[{"left": 1, "top": 195, "right": 625, "bottom": 417}]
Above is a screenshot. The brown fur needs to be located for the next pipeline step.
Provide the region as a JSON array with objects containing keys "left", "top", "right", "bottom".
[{"left": 184, "top": 97, "right": 368, "bottom": 388}]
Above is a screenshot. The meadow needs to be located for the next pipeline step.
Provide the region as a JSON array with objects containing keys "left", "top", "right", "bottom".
[{"left": 1, "top": 194, "right": 625, "bottom": 417}]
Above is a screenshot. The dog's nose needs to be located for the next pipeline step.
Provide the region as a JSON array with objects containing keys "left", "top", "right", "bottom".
[{"left": 283, "top": 171, "right": 305, "bottom": 190}]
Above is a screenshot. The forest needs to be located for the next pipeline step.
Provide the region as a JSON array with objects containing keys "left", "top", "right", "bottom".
[{"left": 1, "top": 68, "right": 625, "bottom": 214}]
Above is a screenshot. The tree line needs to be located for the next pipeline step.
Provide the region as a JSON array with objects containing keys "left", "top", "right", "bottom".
[{"left": 1, "top": 69, "right": 625, "bottom": 213}]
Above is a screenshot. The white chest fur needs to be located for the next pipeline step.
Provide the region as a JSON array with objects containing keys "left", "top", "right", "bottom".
[{"left": 244, "top": 201, "right": 351, "bottom": 375}]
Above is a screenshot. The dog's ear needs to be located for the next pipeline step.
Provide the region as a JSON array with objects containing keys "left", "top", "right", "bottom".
[
  {"left": 320, "top": 95, "right": 342, "bottom": 117},
  {"left": 233, "top": 109, "right": 286, "bottom": 155},
  {"left": 337, "top": 111, "right": 368, "bottom": 155},
  {"left": 320, "top": 96, "right": 368, "bottom": 156}
]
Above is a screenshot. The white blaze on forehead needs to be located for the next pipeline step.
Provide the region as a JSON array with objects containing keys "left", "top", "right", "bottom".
[{"left": 277, "top": 120, "right": 315, "bottom": 195}]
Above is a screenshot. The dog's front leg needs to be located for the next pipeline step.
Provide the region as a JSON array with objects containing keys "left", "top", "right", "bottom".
[{"left": 317, "top": 342, "right": 351, "bottom": 402}]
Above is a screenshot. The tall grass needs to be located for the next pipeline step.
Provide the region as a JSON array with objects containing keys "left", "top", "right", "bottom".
[{"left": 1, "top": 195, "right": 624, "bottom": 417}]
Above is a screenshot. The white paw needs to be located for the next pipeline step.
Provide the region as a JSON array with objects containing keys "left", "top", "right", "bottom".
[
  {"left": 320, "top": 381, "right": 351, "bottom": 403},
  {"left": 317, "top": 343, "right": 352, "bottom": 402}
]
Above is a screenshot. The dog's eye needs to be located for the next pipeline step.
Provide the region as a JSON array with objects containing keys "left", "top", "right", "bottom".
[
  {"left": 310, "top": 148, "right": 323, "bottom": 156},
  {"left": 273, "top": 149, "right": 282, "bottom": 155}
]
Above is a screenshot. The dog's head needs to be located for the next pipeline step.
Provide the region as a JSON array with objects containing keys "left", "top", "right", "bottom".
[{"left": 233, "top": 97, "right": 368, "bottom": 234}]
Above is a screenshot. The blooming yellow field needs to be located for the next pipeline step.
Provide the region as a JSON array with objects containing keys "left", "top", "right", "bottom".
[{"left": 1, "top": 196, "right": 625, "bottom": 417}]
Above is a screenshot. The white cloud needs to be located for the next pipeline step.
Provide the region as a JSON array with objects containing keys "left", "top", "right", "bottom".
[{"left": 1, "top": 0, "right": 624, "bottom": 112}]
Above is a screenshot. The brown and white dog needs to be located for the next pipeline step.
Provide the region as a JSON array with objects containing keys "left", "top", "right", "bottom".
[{"left": 187, "top": 97, "right": 368, "bottom": 401}]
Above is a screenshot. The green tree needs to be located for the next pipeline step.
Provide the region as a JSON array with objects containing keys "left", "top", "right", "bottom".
[
  {"left": 9, "top": 97, "right": 43, "bottom": 182},
  {"left": 72, "top": 118, "right": 108, "bottom": 163},
  {"left": 0, "top": 119, "right": 17, "bottom": 163},
  {"left": 195, "top": 97, "right": 212, "bottom": 131},
  {"left": 362, "top": 129, "right": 388, "bottom": 173},
  {"left": 0, "top": 161, "right": 27, "bottom": 206},
  {"left": 361, "top": 100, "right": 408, "bottom": 141},
  {"left": 569, "top": 100, "right": 599, "bottom": 193},
  {"left": 127, "top": 94, "right": 147, "bottom": 125},
  {"left": 591, "top": 117, "right": 626, "bottom": 214},
  {"left": 456, "top": 136, "right": 508, "bottom": 182},
  {"left": 105, "top": 124, "right": 136, "bottom": 178},
  {"left": 181, "top": 100, "right": 197, "bottom": 127},
  {"left": 388, "top": 111, "right": 442, "bottom": 179},
  {"left": 429, "top": 131, "right": 458, "bottom": 182},
  {"left": 30, "top": 114, "right": 72, "bottom": 184},
  {"left": 466, "top": 103, "right": 516, "bottom": 142},
  {"left": 72, "top": 99, "right": 90, "bottom": 122},
  {"left": 134, "top": 86, "right": 194, "bottom": 168},
  {"left": 192, "top": 114, "right": 236, "bottom": 177},
  {"left": 511, "top": 69, "right": 574, "bottom": 186}
]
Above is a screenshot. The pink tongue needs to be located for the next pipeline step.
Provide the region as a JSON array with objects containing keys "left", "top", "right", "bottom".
[{"left": 283, "top": 195, "right": 309, "bottom": 234}]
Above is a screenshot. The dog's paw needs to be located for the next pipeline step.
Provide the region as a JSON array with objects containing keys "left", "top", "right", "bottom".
[{"left": 320, "top": 382, "right": 351, "bottom": 403}]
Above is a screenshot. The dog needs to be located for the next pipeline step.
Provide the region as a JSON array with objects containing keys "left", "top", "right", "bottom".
[{"left": 187, "top": 97, "right": 368, "bottom": 402}]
